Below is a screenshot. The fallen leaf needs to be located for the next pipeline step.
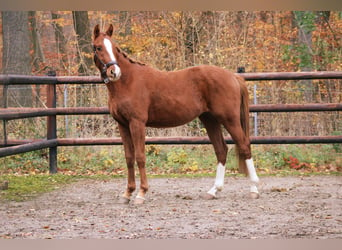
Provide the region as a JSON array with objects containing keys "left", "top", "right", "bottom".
[
  {"left": 212, "top": 209, "right": 223, "bottom": 214},
  {"left": 271, "top": 187, "right": 287, "bottom": 192}
]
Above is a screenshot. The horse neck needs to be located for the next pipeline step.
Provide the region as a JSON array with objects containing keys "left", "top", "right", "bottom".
[
  {"left": 107, "top": 46, "right": 144, "bottom": 90},
  {"left": 113, "top": 46, "right": 146, "bottom": 73}
]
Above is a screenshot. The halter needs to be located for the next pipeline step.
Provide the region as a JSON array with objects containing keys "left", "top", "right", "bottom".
[{"left": 93, "top": 45, "right": 120, "bottom": 83}]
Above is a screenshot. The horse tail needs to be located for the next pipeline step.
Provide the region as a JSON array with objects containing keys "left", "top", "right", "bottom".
[{"left": 235, "top": 75, "right": 250, "bottom": 175}]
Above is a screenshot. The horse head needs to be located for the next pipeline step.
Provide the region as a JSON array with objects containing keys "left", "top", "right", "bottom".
[{"left": 93, "top": 24, "right": 121, "bottom": 83}]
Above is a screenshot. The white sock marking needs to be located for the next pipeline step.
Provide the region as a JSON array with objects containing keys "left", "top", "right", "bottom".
[
  {"left": 207, "top": 163, "right": 225, "bottom": 197},
  {"left": 135, "top": 195, "right": 146, "bottom": 200},
  {"left": 250, "top": 185, "right": 258, "bottom": 193},
  {"left": 214, "top": 163, "right": 225, "bottom": 190},
  {"left": 246, "top": 158, "right": 259, "bottom": 193},
  {"left": 207, "top": 186, "right": 218, "bottom": 196},
  {"left": 246, "top": 158, "right": 259, "bottom": 183}
]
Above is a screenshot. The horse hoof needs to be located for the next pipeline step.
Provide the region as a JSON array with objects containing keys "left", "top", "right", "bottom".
[
  {"left": 200, "top": 193, "right": 216, "bottom": 200},
  {"left": 134, "top": 197, "right": 145, "bottom": 205},
  {"left": 118, "top": 196, "right": 130, "bottom": 204},
  {"left": 250, "top": 192, "right": 260, "bottom": 199}
]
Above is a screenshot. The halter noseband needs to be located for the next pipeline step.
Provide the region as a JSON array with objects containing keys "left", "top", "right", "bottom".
[{"left": 93, "top": 45, "right": 120, "bottom": 83}]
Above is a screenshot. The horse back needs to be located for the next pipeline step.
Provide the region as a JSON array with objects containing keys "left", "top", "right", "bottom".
[{"left": 144, "top": 65, "right": 241, "bottom": 127}]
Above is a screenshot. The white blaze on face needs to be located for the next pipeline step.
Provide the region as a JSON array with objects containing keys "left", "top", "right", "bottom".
[
  {"left": 103, "top": 38, "right": 121, "bottom": 81},
  {"left": 103, "top": 38, "right": 116, "bottom": 62}
]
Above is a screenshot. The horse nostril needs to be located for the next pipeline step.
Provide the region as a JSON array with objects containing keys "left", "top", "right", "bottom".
[{"left": 110, "top": 69, "right": 115, "bottom": 76}]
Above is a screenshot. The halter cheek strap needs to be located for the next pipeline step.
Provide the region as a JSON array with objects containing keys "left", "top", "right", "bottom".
[{"left": 93, "top": 46, "right": 121, "bottom": 83}]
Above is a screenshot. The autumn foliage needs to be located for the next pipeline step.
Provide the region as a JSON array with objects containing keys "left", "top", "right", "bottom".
[{"left": 0, "top": 11, "right": 341, "bottom": 152}]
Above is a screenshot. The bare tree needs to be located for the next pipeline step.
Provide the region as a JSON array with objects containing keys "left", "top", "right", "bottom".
[
  {"left": 51, "top": 11, "right": 68, "bottom": 73},
  {"left": 28, "top": 11, "right": 46, "bottom": 107},
  {"left": 72, "top": 11, "right": 96, "bottom": 107},
  {"left": 2, "top": 11, "right": 32, "bottom": 107},
  {"left": 72, "top": 11, "right": 93, "bottom": 75},
  {"left": 119, "top": 11, "right": 132, "bottom": 36},
  {"left": 28, "top": 11, "right": 45, "bottom": 73},
  {"left": 293, "top": 11, "right": 315, "bottom": 102}
]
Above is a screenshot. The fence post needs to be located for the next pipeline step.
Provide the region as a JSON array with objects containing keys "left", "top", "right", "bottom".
[
  {"left": 47, "top": 71, "right": 57, "bottom": 174},
  {"left": 253, "top": 84, "right": 258, "bottom": 136},
  {"left": 2, "top": 82, "right": 8, "bottom": 146}
]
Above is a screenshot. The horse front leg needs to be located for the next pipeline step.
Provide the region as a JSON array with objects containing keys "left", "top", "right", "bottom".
[
  {"left": 118, "top": 124, "right": 136, "bottom": 204},
  {"left": 129, "top": 120, "right": 148, "bottom": 205}
]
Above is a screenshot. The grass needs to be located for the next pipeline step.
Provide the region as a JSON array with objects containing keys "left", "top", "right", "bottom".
[
  {"left": 0, "top": 144, "right": 341, "bottom": 202},
  {"left": 0, "top": 174, "right": 79, "bottom": 202}
]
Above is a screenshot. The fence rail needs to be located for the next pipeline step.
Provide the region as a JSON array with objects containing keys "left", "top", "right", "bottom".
[
  {"left": 1, "top": 71, "right": 341, "bottom": 84},
  {"left": 1, "top": 71, "right": 341, "bottom": 173},
  {"left": 0, "top": 103, "right": 341, "bottom": 120},
  {"left": 1, "top": 135, "right": 341, "bottom": 148}
]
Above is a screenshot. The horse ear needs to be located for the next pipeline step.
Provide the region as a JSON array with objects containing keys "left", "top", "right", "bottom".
[
  {"left": 94, "top": 24, "right": 100, "bottom": 39},
  {"left": 106, "top": 24, "right": 113, "bottom": 37}
]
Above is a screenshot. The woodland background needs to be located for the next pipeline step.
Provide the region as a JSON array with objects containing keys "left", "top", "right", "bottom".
[{"left": 0, "top": 11, "right": 341, "bottom": 176}]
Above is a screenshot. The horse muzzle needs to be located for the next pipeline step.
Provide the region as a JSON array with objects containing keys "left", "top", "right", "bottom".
[
  {"left": 107, "top": 64, "right": 122, "bottom": 82},
  {"left": 102, "top": 62, "right": 121, "bottom": 83}
]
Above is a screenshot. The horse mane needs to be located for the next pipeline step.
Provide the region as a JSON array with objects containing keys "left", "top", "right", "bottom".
[{"left": 115, "top": 47, "right": 146, "bottom": 66}]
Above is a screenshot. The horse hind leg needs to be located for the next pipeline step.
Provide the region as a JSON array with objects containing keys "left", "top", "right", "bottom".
[
  {"left": 222, "top": 119, "right": 260, "bottom": 199},
  {"left": 246, "top": 158, "right": 260, "bottom": 199},
  {"left": 199, "top": 113, "right": 228, "bottom": 199}
]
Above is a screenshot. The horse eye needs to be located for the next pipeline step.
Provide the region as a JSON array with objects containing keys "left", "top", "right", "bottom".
[{"left": 96, "top": 47, "right": 102, "bottom": 51}]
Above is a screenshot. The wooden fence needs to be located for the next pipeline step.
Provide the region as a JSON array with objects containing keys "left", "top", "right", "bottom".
[{"left": 1, "top": 71, "right": 341, "bottom": 173}]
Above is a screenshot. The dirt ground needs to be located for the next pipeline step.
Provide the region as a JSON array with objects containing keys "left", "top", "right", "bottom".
[{"left": 0, "top": 175, "right": 341, "bottom": 239}]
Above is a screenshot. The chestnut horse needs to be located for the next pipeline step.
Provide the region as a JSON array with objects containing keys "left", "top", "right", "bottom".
[{"left": 93, "top": 24, "right": 260, "bottom": 204}]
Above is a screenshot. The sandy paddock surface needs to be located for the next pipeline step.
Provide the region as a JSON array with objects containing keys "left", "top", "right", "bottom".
[{"left": 0, "top": 175, "right": 341, "bottom": 239}]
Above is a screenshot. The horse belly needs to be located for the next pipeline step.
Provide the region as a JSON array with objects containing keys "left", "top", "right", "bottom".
[{"left": 147, "top": 97, "right": 204, "bottom": 128}]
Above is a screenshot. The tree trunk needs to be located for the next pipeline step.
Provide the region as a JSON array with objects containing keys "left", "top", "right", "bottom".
[
  {"left": 293, "top": 11, "right": 315, "bottom": 103},
  {"left": 72, "top": 11, "right": 92, "bottom": 107},
  {"left": 72, "top": 11, "right": 93, "bottom": 75},
  {"left": 119, "top": 11, "right": 132, "bottom": 36},
  {"left": 28, "top": 11, "right": 45, "bottom": 73},
  {"left": 51, "top": 11, "right": 68, "bottom": 73},
  {"left": 2, "top": 11, "right": 32, "bottom": 107},
  {"left": 183, "top": 13, "right": 197, "bottom": 67},
  {"left": 28, "top": 11, "right": 46, "bottom": 107},
  {"left": 314, "top": 11, "right": 334, "bottom": 103},
  {"left": 183, "top": 12, "right": 208, "bottom": 67}
]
